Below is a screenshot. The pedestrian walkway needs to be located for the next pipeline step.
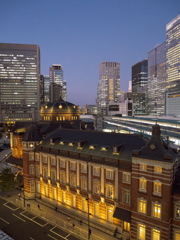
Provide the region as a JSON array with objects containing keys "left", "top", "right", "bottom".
[{"left": 1, "top": 190, "right": 123, "bottom": 240}]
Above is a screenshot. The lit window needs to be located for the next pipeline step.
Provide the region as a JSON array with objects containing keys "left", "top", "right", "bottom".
[
  {"left": 69, "top": 142, "right": 75, "bottom": 146},
  {"left": 138, "top": 198, "right": 147, "bottom": 214},
  {"left": 113, "top": 146, "right": 118, "bottom": 154},
  {"left": 60, "top": 171, "right": 66, "bottom": 183},
  {"left": 29, "top": 165, "right": 35, "bottom": 175},
  {"left": 122, "top": 189, "right": 130, "bottom": 205},
  {"left": 139, "top": 178, "right": 147, "bottom": 192},
  {"left": 51, "top": 170, "right": 56, "bottom": 181},
  {"left": 123, "top": 221, "right": 130, "bottom": 232},
  {"left": 154, "top": 166, "right": 162, "bottom": 173},
  {"left": 29, "top": 143, "right": 34, "bottom": 148},
  {"left": 29, "top": 152, "right": 34, "bottom": 161},
  {"left": 93, "top": 180, "right": 100, "bottom": 194},
  {"left": 89, "top": 145, "right": 96, "bottom": 149},
  {"left": 138, "top": 224, "right": 146, "bottom": 240},
  {"left": 140, "top": 164, "right": 147, "bottom": 171},
  {"left": 175, "top": 230, "right": 180, "bottom": 240},
  {"left": 153, "top": 181, "right": 162, "bottom": 196},
  {"left": 36, "top": 165, "right": 40, "bottom": 176},
  {"left": 43, "top": 168, "right": 47, "bottom": 178},
  {"left": 81, "top": 177, "right": 87, "bottom": 191},
  {"left": 30, "top": 180, "right": 35, "bottom": 192},
  {"left": 93, "top": 166, "right": 100, "bottom": 176},
  {"left": 81, "top": 164, "right": 87, "bottom": 173},
  {"left": 70, "top": 174, "right": 76, "bottom": 187},
  {"left": 35, "top": 153, "right": 39, "bottom": 161},
  {"left": 175, "top": 202, "right": 180, "bottom": 219},
  {"left": 101, "top": 146, "right": 109, "bottom": 151},
  {"left": 60, "top": 159, "right": 65, "bottom": 168},
  {"left": 43, "top": 155, "right": 47, "bottom": 163},
  {"left": 152, "top": 229, "right": 160, "bottom": 240},
  {"left": 106, "top": 169, "right": 113, "bottom": 180},
  {"left": 123, "top": 172, "right": 131, "bottom": 184},
  {"left": 51, "top": 157, "right": 56, "bottom": 166},
  {"left": 106, "top": 184, "right": 113, "bottom": 199},
  {"left": 70, "top": 162, "right": 76, "bottom": 170},
  {"left": 152, "top": 202, "right": 161, "bottom": 219}
]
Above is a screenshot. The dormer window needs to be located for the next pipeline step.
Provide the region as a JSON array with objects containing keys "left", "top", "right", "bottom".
[
  {"left": 89, "top": 145, "right": 95, "bottom": 149},
  {"left": 101, "top": 145, "right": 109, "bottom": 151},
  {"left": 69, "top": 142, "right": 75, "bottom": 146},
  {"left": 60, "top": 140, "right": 67, "bottom": 145},
  {"left": 113, "top": 146, "right": 118, "bottom": 153},
  {"left": 77, "top": 142, "right": 81, "bottom": 149},
  {"left": 113, "top": 144, "right": 124, "bottom": 154},
  {"left": 77, "top": 140, "right": 87, "bottom": 149},
  {"left": 50, "top": 137, "right": 59, "bottom": 144}
]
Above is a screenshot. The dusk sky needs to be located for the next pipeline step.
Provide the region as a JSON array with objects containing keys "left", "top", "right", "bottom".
[{"left": 1, "top": 0, "right": 180, "bottom": 107}]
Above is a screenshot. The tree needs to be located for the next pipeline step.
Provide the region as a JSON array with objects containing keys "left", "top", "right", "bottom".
[{"left": 0, "top": 167, "right": 15, "bottom": 191}]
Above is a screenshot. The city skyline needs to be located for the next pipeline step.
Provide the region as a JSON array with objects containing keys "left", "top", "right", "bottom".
[{"left": 1, "top": 0, "right": 179, "bottom": 106}]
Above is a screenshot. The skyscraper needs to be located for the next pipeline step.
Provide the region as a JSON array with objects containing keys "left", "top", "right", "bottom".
[
  {"left": 165, "top": 15, "right": 180, "bottom": 117},
  {"left": 97, "top": 61, "right": 120, "bottom": 115},
  {"left": 132, "top": 59, "right": 148, "bottom": 93},
  {"left": 49, "top": 64, "right": 66, "bottom": 102},
  {"left": 43, "top": 75, "right": 50, "bottom": 102},
  {"left": 148, "top": 42, "right": 166, "bottom": 116},
  {"left": 0, "top": 43, "right": 40, "bottom": 122}
]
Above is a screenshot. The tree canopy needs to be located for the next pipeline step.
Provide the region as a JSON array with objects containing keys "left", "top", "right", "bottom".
[{"left": 0, "top": 167, "right": 15, "bottom": 191}]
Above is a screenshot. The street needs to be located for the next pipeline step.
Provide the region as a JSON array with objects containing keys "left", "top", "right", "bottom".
[{"left": 0, "top": 198, "right": 80, "bottom": 240}]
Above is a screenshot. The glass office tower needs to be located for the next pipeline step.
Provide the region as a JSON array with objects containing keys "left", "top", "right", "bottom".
[
  {"left": 97, "top": 61, "right": 120, "bottom": 115},
  {"left": 132, "top": 59, "right": 148, "bottom": 93},
  {"left": 43, "top": 75, "right": 50, "bottom": 102},
  {"left": 49, "top": 64, "right": 66, "bottom": 102},
  {"left": 0, "top": 43, "right": 40, "bottom": 122},
  {"left": 166, "top": 15, "right": 180, "bottom": 117},
  {"left": 148, "top": 42, "right": 166, "bottom": 116}
]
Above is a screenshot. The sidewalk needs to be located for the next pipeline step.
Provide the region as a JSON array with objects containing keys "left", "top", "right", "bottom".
[{"left": 2, "top": 191, "right": 122, "bottom": 240}]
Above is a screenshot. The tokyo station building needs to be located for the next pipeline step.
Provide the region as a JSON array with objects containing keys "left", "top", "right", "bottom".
[{"left": 9, "top": 98, "right": 180, "bottom": 240}]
